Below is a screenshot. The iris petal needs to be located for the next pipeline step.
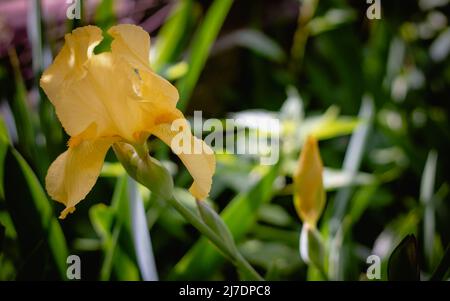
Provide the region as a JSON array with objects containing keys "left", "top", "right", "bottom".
[{"left": 151, "top": 122, "right": 216, "bottom": 200}]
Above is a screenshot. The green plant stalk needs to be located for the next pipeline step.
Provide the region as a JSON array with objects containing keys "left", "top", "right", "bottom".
[
  {"left": 177, "top": 0, "right": 233, "bottom": 110},
  {"left": 165, "top": 196, "right": 264, "bottom": 281}
]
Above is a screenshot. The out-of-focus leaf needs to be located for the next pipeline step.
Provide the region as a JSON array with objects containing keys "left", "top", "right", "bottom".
[
  {"left": 0, "top": 212, "right": 16, "bottom": 240},
  {"left": 128, "top": 177, "right": 158, "bottom": 281},
  {"left": 153, "top": 0, "right": 193, "bottom": 72},
  {"left": 0, "top": 222, "right": 4, "bottom": 251},
  {"left": 387, "top": 234, "right": 420, "bottom": 281},
  {"left": 348, "top": 184, "right": 379, "bottom": 225},
  {"left": 163, "top": 61, "right": 189, "bottom": 81},
  {"left": 430, "top": 244, "right": 450, "bottom": 281},
  {"left": 373, "top": 209, "right": 421, "bottom": 260},
  {"left": 331, "top": 96, "right": 374, "bottom": 225},
  {"left": 0, "top": 116, "right": 10, "bottom": 199},
  {"left": 420, "top": 150, "right": 438, "bottom": 269},
  {"left": 280, "top": 86, "right": 304, "bottom": 127},
  {"left": 281, "top": 165, "right": 374, "bottom": 192},
  {"left": 4, "top": 148, "right": 68, "bottom": 279},
  {"left": 251, "top": 225, "right": 299, "bottom": 248},
  {"left": 170, "top": 164, "right": 279, "bottom": 280},
  {"left": 323, "top": 168, "right": 374, "bottom": 190},
  {"left": 309, "top": 9, "right": 357, "bottom": 36},
  {"left": 93, "top": 0, "right": 116, "bottom": 53},
  {"left": 258, "top": 204, "right": 293, "bottom": 227},
  {"left": 177, "top": 0, "right": 234, "bottom": 109},
  {"left": 8, "top": 50, "right": 41, "bottom": 172},
  {"left": 91, "top": 175, "right": 140, "bottom": 281},
  {"left": 303, "top": 106, "right": 360, "bottom": 140},
  {"left": 95, "top": 0, "right": 115, "bottom": 29},
  {"left": 213, "top": 154, "right": 257, "bottom": 193},
  {"left": 100, "top": 162, "right": 125, "bottom": 177},
  {"left": 239, "top": 239, "right": 302, "bottom": 273},
  {"left": 90, "top": 204, "right": 114, "bottom": 243}
]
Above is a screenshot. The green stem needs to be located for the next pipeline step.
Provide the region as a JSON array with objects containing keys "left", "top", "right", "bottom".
[{"left": 165, "top": 196, "right": 264, "bottom": 281}]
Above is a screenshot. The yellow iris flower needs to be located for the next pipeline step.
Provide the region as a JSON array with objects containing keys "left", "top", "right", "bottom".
[
  {"left": 40, "top": 24, "right": 215, "bottom": 219},
  {"left": 293, "top": 136, "right": 325, "bottom": 227}
]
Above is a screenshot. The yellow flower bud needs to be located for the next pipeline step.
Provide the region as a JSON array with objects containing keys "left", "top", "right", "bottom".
[{"left": 293, "top": 136, "right": 325, "bottom": 227}]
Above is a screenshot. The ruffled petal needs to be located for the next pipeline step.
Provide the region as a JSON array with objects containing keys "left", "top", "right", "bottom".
[
  {"left": 151, "top": 121, "right": 215, "bottom": 200},
  {"left": 109, "top": 24, "right": 179, "bottom": 107},
  {"left": 139, "top": 69, "right": 179, "bottom": 107},
  {"left": 40, "top": 26, "right": 103, "bottom": 136},
  {"left": 108, "top": 24, "right": 151, "bottom": 71}
]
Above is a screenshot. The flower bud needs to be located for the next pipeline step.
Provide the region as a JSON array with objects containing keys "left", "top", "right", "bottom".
[{"left": 293, "top": 136, "right": 325, "bottom": 227}]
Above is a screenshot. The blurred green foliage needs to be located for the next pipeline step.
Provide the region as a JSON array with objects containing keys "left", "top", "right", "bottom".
[{"left": 0, "top": 0, "right": 449, "bottom": 280}]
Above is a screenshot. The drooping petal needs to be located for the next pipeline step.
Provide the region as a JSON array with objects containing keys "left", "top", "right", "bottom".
[
  {"left": 293, "top": 136, "right": 325, "bottom": 227},
  {"left": 109, "top": 24, "right": 151, "bottom": 71},
  {"left": 46, "top": 137, "right": 115, "bottom": 219},
  {"left": 151, "top": 122, "right": 216, "bottom": 200},
  {"left": 40, "top": 26, "right": 103, "bottom": 136}
]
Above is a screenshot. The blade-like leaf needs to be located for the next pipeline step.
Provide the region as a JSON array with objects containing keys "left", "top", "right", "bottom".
[
  {"left": 128, "top": 177, "right": 158, "bottom": 281},
  {"left": 177, "top": 0, "right": 233, "bottom": 109},
  {"left": 153, "top": 0, "right": 193, "bottom": 72},
  {"left": 4, "top": 148, "right": 68, "bottom": 279}
]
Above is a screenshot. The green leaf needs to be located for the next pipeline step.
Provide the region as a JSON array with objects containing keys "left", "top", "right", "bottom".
[
  {"left": 8, "top": 51, "right": 41, "bottom": 171},
  {"left": 0, "top": 116, "right": 10, "bottom": 199},
  {"left": 214, "top": 29, "right": 286, "bottom": 63},
  {"left": 309, "top": 9, "right": 357, "bottom": 36},
  {"left": 128, "top": 177, "right": 159, "bottom": 281},
  {"left": 240, "top": 239, "right": 302, "bottom": 274},
  {"left": 420, "top": 150, "right": 438, "bottom": 269},
  {"left": 4, "top": 148, "right": 68, "bottom": 279},
  {"left": 0, "top": 222, "right": 5, "bottom": 252},
  {"left": 257, "top": 204, "right": 294, "bottom": 227},
  {"left": 92, "top": 175, "right": 140, "bottom": 281},
  {"left": 299, "top": 224, "right": 327, "bottom": 279},
  {"left": 93, "top": 0, "right": 116, "bottom": 53},
  {"left": 430, "top": 244, "right": 450, "bottom": 281},
  {"left": 170, "top": 163, "right": 279, "bottom": 280},
  {"left": 176, "top": 0, "right": 233, "bottom": 109},
  {"left": 303, "top": 106, "right": 360, "bottom": 140},
  {"left": 387, "top": 234, "right": 420, "bottom": 281},
  {"left": 330, "top": 96, "right": 374, "bottom": 226}
]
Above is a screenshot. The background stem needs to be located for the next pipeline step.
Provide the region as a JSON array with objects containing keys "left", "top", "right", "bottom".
[{"left": 165, "top": 196, "right": 264, "bottom": 280}]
